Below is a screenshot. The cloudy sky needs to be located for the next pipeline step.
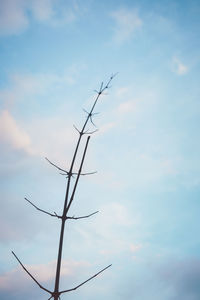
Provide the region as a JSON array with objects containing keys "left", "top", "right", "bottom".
[{"left": 0, "top": 0, "right": 200, "bottom": 299}]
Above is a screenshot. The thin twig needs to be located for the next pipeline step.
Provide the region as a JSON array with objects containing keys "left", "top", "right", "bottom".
[
  {"left": 46, "top": 156, "right": 96, "bottom": 177},
  {"left": 12, "top": 251, "right": 51, "bottom": 294},
  {"left": 60, "top": 264, "right": 112, "bottom": 294},
  {"left": 45, "top": 157, "right": 70, "bottom": 176},
  {"left": 73, "top": 125, "right": 82, "bottom": 135},
  {"left": 60, "top": 171, "right": 97, "bottom": 176},
  {"left": 66, "top": 210, "right": 99, "bottom": 220},
  {"left": 83, "top": 109, "right": 97, "bottom": 127},
  {"left": 84, "top": 128, "right": 99, "bottom": 135},
  {"left": 74, "top": 124, "right": 98, "bottom": 135},
  {"left": 24, "top": 198, "right": 61, "bottom": 219}
]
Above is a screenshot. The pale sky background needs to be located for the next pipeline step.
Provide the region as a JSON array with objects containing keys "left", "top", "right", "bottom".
[{"left": 0, "top": 0, "right": 200, "bottom": 299}]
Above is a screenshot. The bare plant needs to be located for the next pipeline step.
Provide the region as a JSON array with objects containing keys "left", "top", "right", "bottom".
[{"left": 12, "top": 74, "right": 116, "bottom": 300}]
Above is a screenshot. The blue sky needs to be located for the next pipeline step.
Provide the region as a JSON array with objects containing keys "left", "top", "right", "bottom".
[{"left": 0, "top": 0, "right": 200, "bottom": 299}]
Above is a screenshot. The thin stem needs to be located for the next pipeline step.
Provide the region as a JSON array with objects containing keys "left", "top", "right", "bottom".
[
  {"left": 53, "top": 75, "right": 116, "bottom": 297},
  {"left": 54, "top": 137, "right": 90, "bottom": 295},
  {"left": 66, "top": 136, "right": 90, "bottom": 214}
]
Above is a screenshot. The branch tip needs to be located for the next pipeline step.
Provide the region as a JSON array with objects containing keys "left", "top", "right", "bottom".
[
  {"left": 12, "top": 251, "right": 51, "bottom": 294},
  {"left": 60, "top": 264, "right": 112, "bottom": 294},
  {"left": 66, "top": 210, "right": 99, "bottom": 220},
  {"left": 24, "top": 197, "right": 61, "bottom": 219}
]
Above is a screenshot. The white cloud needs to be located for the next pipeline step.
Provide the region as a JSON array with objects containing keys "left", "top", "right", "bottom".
[
  {"left": 27, "top": 116, "right": 77, "bottom": 164},
  {"left": 130, "top": 243, "right": 142, "bottom": 253},
  {"left": 0, "top": 109, "right": 78, "bottom": 164},
  {"left": 30, "top": 0, "right": 54, "bottom": 22},
  {"left": 0, "top": 0, "right": 81, "bottom": 35},
  {"left": 0, "top": 110, "right": 33, "bottom": 154},
  {"left": 101, "top": 202, "right": 133, "bottom": 227},
  {"left": 0, "top": 0, "right": 28, "bottom": 35},
  {"left": 111, "top": 8, "right": 142, "bottom": 43},
  {"left": 114, "top": 86, "right": 144, "bottom": 116},
  {"left": 115, "top": 87, "right": 129, "bottom": 98},
  {"left": 135, "top": 153, "right": 179, "bottom": 184},
  {"left": 171, "top": 57, "right": 188, "bottom": 75},
  {"left": 76, "top": 202, "right": 139, "bottom": 257},
  {"left": 96, "top": 122, "right": 116, "bottom": 135},
  {"left": 0, "top": 69, "right": 88, "bottom": 164},
  {"left": 117, "top": 100, "right": 136, "bottom": 114},
  {"left": 0, "top": 67, "right": 86, "bottom": 108}
]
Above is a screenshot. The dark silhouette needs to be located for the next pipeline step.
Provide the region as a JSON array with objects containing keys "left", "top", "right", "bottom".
[{"left": 12, "top": 74, "right": 116, "bottom": 300}]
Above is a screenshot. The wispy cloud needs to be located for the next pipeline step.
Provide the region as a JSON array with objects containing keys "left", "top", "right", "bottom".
[
  {"left": 0, "top": 0, "right": 28, "bottom": 35},
  {"left": 110, "top": 8, "right": 142, "bottom": 43},
  {"left": 171, "top": 57, "right": 188, "bottom": 75},
  {"left": 0, "top": 68, "right": 90, "bottom": 169},
  {"left": 114, "top": 86, "right": 141, "bottom": 116},
  {"left": 0, "top": 110, "right": 32, "bottom": 154},
  {"left": 0, "top": 68, "right": 85, "bottom": 109},
  {"left": 30, "top": 0, "right": 54, "bottom": 22},
  {"left": 117, "top": 100, "right": 136, "bottom": 114},
  {"left": 76, "top": 202, "right": 140, "bottom": 257},
  {"left": 130, "top": 243, "right": 142, "bottom": 253},
  {"left": 115, "top": 87, "right": 130, "bottom": 98},
  {"left": 0, "top": 108, "right": 78, "bottom": 166},
  {"left": 0, "top": 0, "right": 82, "bottom": 35}
]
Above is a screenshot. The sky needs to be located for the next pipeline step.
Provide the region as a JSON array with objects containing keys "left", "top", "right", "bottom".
[{"left": 0, "top": 0, "right": 200, "bottom": 299}]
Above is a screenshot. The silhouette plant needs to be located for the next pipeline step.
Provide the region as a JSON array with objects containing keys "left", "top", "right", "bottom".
[{"left": 12, "top": 74, "right": 116, "bottom": 300}]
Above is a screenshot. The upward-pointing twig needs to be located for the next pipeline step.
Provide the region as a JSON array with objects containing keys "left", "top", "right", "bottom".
[
  {"left": 60, "top": 264, "right": 112, "bottom": 294},
  {"left": 66, "top": 210, "right": 99, "bottom": 220}
]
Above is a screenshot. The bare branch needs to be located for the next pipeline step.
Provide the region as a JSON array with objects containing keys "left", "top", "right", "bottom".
[
  {"left": 74, "top": 124, "right": 98, "bottom": 135},
  {"left": 100, "top": 81, "right": 104, "bottom": 91},
  {"left": 49, "top": 293, "right": 61, "bottom": 300},
  {"left": 45, "top": 157, "right": 70, "bottom": 176},
  {"left": 82, "top": 109, "right": 97, "bottom": 127},
  {"left": 12, "top": 251, "right": 51, "bottom": 294},
  {"left": 60, "top": 171, "right": 97, "bottom": 177},
  {"left": 24, "top": 198, "right": 62, "bottom": 219},
  {"left": 65, "top": 74, "right": 117, "bottom": 184},
  {"left": 82, "top": 108, "right": 90, "bottom": 114},
  {"left": 83, "top": 128, "right": 98, "bottom": 135},
  {"left": 60, "top": 264, "right": 112, "bottom": 294},
  {"left": 53, "top": 75, "right": 116, "bottom": 295},
  {"left": 73, "top": 124, "right": 81, "bottom": 134},
  {"left": 46, "top": 156, "right": 96, "bottom": 178},
  {"left": 80, "top": 171, "right": 97, "bottom": 176},
  {"left": 83, "top": 109, "right": 99, "bottom": 117},
  {"left": 90, "top": 117, "right": 97, "bottom": 127},
  {"left": 66, "top": 210, "right": 99, "bottom": 220},
  {"left": 66, "top": 136, "right": 91, "bottom": 214}
]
